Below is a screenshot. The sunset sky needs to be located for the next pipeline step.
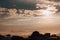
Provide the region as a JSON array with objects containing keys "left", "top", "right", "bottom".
[{"left": 0, "top": 0, "right": 60, "bottom": 36}]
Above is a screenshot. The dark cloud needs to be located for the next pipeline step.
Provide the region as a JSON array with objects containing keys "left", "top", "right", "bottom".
[
  {"left": 49, "top": 0, "right": 60, "bottom": 2},
  {"left": 55, "top": 5, "right": 60, "bottom": 12},
  {"left": 0, "top": 0, "right": 37, "bottom": 10}
]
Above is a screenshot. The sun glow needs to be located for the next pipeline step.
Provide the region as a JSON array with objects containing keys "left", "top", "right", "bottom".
[
  {"left": 41, "top": 5, "right": 57, "bottom": 16},
  {"left": 42, "top": 7, "right": 52, "bottom": 16}
]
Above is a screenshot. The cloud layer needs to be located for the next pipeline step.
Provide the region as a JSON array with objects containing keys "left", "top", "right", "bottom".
[{"left": 0, "top": 0, "right": 60, "bottom": 18}]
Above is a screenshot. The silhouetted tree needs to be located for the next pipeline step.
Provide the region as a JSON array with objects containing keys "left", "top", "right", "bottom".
[
  {"left": 0, "top": 35, "right": 5, "bottom": 40},
  {"left": 28, "top": 31, "right": 43, "bottom": 40},
  {"left": 43, "top": 33, "right": 50, "bottom": 40},
  {"left": 5, "top": 34, "right": 11, "bottom": 40},
  {"left": 11, "top": 35, "right": 24, "bottom": 40},
  {"left": 0, "top": 31, "right": 60, "bottom": 40}
]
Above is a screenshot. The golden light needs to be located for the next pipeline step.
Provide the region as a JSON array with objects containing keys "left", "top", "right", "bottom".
[
  {"left": 41, "top": 5, "right": 57, "bottom": 16},
  {"left": 42, "top": 7, "right": 52, "bottom": 16}
]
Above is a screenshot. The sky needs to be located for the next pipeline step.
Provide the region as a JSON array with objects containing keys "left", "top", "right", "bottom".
[{"left": 0, "top": 0, "right": 60, "bottom": 36}]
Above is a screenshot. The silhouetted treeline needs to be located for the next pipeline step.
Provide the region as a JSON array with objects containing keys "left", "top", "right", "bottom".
[{"left": 0, "top": 31, "right": 60, "bottom": 40}]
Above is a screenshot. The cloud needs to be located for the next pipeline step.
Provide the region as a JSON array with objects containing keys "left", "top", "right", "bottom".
[
  {"left": 0, "top": 0, "right": 36, "bottom": 10},
  {"left": 48, "top": 0, "right": 60, "bottom": 2},
  {"left": 55, "top": 5, "right": 60, "bottom": 12},
  {"left": 0, "top": 7, "right": 9, "bottom": 18},
  {"left": 0, "top": 0, "right": 60, "bottom": 19}
]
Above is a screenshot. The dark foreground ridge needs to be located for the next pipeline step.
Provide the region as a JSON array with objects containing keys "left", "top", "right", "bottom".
[{"left": 0, "top": 31, "right": 60, "bottom": 40}]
